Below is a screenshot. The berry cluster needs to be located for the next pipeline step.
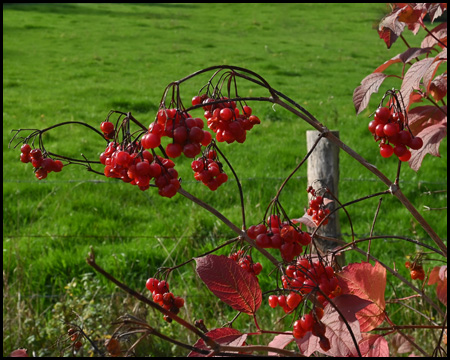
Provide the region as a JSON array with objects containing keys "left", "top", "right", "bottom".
[
  {"left": 19, "top": 144, "right": 64, "bottom": 180},
  {"left": 67, "top": 328, "right": 83, "bottom": 352},
  {"left": 229, "top": 250, "right": 262, "bottom": 277},
  {"left": 146, "top": 109, "right": 212, "bottom": 159},
  {"left": 269, "top": 256, "right": 340, "bottom": 351},
  {"left": 100, "top": 121, "right": 115, "bottom": 140},
  {"left": 281, "top": 257, "right": 341, "bottom": 305},
  {"left": 368, "top": 106, "right": 423, "bottom": 161},
  {"left": 146, "top": 278, "right": 185, "bottom": 323},
  {"left": 306, "top": 186, "right": 330, "bottom": 226},
  {"left": 192, "top": 95, "right": 260, "bottom": 144},
  {"left": 247, "top": 215, "right": 311, "bottom": 263},
  {"left": 405, "top": 261, "right": 425, "bottom": 280},
  {"left": 100, "top": 141, "right": 180, "bottom": 198},
  {"left": 293, "top": 308, "right": 329, "bottom": 352},
  {"left": 191, "top": 150, "right": 228, "bottom": 191}
]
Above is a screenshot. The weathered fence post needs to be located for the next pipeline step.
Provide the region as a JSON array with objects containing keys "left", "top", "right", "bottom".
[{"left": 306, "top": 130, "right": 343, "bottom": 263}]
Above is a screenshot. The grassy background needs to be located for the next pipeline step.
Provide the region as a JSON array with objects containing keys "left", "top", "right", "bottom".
[{"left": 3, "top": 3, "right": 447, "bottom": 357}]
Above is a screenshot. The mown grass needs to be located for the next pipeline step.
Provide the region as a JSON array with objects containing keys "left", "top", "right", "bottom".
[{"left": 3, "top": 3, "right": 447, "bottom": 356}]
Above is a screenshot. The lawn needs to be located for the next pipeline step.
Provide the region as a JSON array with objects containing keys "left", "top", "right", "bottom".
[{"left": 3, "top": 3, "right": 447, "bottom": 356}]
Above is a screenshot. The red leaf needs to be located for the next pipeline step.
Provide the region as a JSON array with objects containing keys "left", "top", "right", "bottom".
[
  {"left": 353, "top": 73, "right": 390, "bottom": 114},
  {"left": 407, "top": 105, "right": 447, "bottom": 136},
  {"left": 428, "top": 265, "right": 447, "bottom": 306},
  {"left": 336, "top": 262, "right": 386, "bottom": 332},
  {"left": 291, "top": 214, "right": 316, "bottom": 229},
  {"left": 9, "top": 349, "right": 29, "bottom": 357},
  {"left": 267, "top": 332, "right": 295, "bottom": 356},
  {"left": 421, "top": 23, "right": 447, "bottom": 48},
  {"left": 391, "top": 332, "right": 415, "bottom": 354},
  {"left": 408, "top": 121, "right": 447, "bottom": 172},
  {"left": 188, "top": 327, "right": 247, "bottom": 357},
  {"left": 374, "top": 47, "right": 433, "bottom": 73},
  {"left": 358, "top": 333, "right": 390, "bottom": 357},
  {"left": 320, "top": 294, "right": 371, "bottom": 356},
  {"left": 400, "top": 57, "right": 436, "bottom": 110},
  {"left": 195, "top": 255, "right": 262, "bottom": 315},
  {"left": 377, "top": 8, "right": 405, "bottom": 48}
]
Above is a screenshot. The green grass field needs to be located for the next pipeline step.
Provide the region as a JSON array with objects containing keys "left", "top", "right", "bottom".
[{"left": 3, "top": 3, "right": 447, "bottom": 356}]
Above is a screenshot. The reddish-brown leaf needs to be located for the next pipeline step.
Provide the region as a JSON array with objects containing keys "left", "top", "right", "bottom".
[
  {"left": 391, "top": 332, "right": 415, "bottom": 354},
  {"left": 374, "top": 47, "right": 433, "bottom": 73},
  {"left": 428, "top": 265, "right": 447, "bottom": 306},
  {"left": 400, "top": 57, "right": 436, "bottom": 110},
  {"left": 358, "top": 333, "right": 390, "bottom": 357},
  {"left": 195, "top": 255, "right": 262, "bottom": 315},
  {"left": 336, "top": 262, "right": 386, "bottom": 332},
  {"left": 378, "top": 8, "right": 405, "bottom": 48},
  {"left": 421, "top": 22, "right": 447, "bottom": 48},
  {"left": 408, "top": 121, "right": 447, "bottom": 172},
  {"left": 188, "top": 327, "right": 247, "bottom": 357},
  {"left": 267, "top": 332, "right": 295, "bottom": 356},
  {"left": 407, "top": 105, "right": 446, "bottom": 136},
  {"left": 353, "top": 73, "right": 390, "bottom": 115}
]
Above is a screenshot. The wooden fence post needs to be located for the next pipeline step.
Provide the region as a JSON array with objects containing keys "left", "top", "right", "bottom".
[{"left": 306, "top": 130, "right": 343, "bottom": 263}]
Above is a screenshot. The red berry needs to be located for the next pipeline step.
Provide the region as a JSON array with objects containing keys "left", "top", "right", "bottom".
[
  {"left": 300, "top": 313, "right": 314, "bottom": 331},
  {"left": 146, "top": 278, "right": 159, "bottom": 292},
  {"left": 141, "top": 133, "right": 161, "bottom": 149},
  {"left": 242, "top": 105, "right": 252, "bottom": 116},
  {"left": 379, "top": 144, "right": 394, "bottom": 158},
  {"left": 409, "top": 136, "right": 423, "bottom": 150},
  {"left": 383, "top": 123, "right": 399, "bottom": 137},
  {"left": 286, "top": 292, "right": 302, "bottom": 309},
  {"left": 374, "top": 107, "right": 391, "bottom": 124},
  {"left": 268, "top": 295, "right": 278, "bottom": 308},
  {"left": 157, "top": 280, "right": 169, "bottom": 294},
  {"left": 192, "top": 95, "right": 201, "bottom": 106},
  {"left": 219, "top": 108, "right": 234, "bottom": 121},
  {"left": 100, "top": 121, "right": 115, "bottom": 134},
  {"left": 165, "top": 143, "right": 183, "bottom": 158},
  {"left": 398, "top": 149, "right": 411, "bottom": 162},
  {"left": 394, "top": 144, "right": 408, "bottom": 157},
  {"left": 21, "top": 143, "right": 32, "bottom": 154}
]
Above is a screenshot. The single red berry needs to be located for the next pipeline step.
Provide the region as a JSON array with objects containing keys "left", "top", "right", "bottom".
[
  {"left": 379, "top": 144, "right": 394, "bottom": 158},
  {"left": 268, "top": 295, "right": 278, "bottom": 308},
  {"left": 409, "top": 136, "right": 423, "bottom": 150},
  {"left": 100, "top": 121, "right": 115, "bottom": 134},
  {"left": 141, "top": 133, "right": 161, "bottom": 149},
  {"left": 192, "top": 95, "right": 202, "bottom": 106},
  {"left": 286, "top": 292, "right": 302, "bottom": 309},
  {"left": 300, "top": 313, "right": 314, "bottom": 331},
  {"left": 374, "top": 107, "right": 391, "bottom": 124},
  {"left": 21, "top": 143, "right": 32, "bottom": 154},
  {"left": 398, "top": 149, "right": 411, "bottom": 162}
]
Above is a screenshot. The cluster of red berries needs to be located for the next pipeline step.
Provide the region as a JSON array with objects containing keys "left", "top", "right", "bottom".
[
  {"left": 270, "top": 256, "right": 340, "bottom": 351},
  {"left": 19, "top": 144, "right": 64, "bottom": 180},
  {"left": 247, "top": 215, "right": 311, "bottom": 263},
  {"left": 192, "top": 95, "right": 261, "bottom": 144},
  {"left": 306, "top": 186, "right": 331, "bottom": 226},
  {"left": 147, "top": 109, "right": 212, "bottom": 159},
  {"left": 368, "top": 106, "right": 423, "bottom": 161},
  {"left": 191, "top": 150, "right": 228, "bottom": 191},
  {"left": 67, "top": 328, "right": 83, "bottom": 352},
  {"left": 282, "top": 257, "right": 341, "bottom": 305},
  {"left": 293, "top": 308, "right": 330, "bottom": 352},
  {"left": 146, "top": 278, "right": 185, "bottom": 323},
  {"left": 229, "top": 250, "right": 263, "bottom": 277},
  {"left": 405, "top": 261, "right": 426, "bottom": 280},
  {"left": 100, "top": 141, "right": 180, "bottom": 198}
]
